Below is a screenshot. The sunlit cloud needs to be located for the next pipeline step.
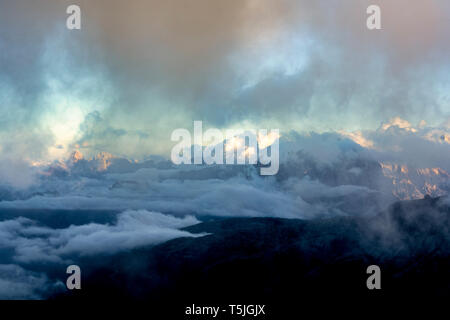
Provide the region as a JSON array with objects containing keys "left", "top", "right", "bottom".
[{"left": 258, "top": 131, "right": 280, "bottom": 149}]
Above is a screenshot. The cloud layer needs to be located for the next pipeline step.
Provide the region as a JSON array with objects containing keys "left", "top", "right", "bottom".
[
  {"left": 0, "top": 210, "right": 203, "bottom": 264},
  {"left": 0, "top": 209, "right": 204, "bottom": 299}
]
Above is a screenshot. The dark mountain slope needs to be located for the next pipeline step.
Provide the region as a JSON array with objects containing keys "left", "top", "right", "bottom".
[{"left": 53, "top": 197, "right": 449, "bottom": 308}]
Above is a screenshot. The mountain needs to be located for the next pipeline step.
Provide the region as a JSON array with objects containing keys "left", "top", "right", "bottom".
[
  {"left": 38, "top": 148, "right": 450, "bottom": 202},
  {"left": 279, "top": 150, "right": 449, "bottom": 201},
  {"left": 70, "top": 150, "right": 84, "bottom": 163},
  {"left": 380, "top": 162, "right": 450, "bottom": 199},
  {"left": 53, "top": 196, "right": 449, "bottom": 307},
  {"left": 42, "top": 150, "right": 172, "bottom": 178}
]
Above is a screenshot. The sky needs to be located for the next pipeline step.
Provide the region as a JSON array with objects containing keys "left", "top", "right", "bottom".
[
  {"left": 0, "top": 0, "right": 449, "bottom": 161},
  {"left": 0, "top": 1, "right": 449, "bottom": 299}
]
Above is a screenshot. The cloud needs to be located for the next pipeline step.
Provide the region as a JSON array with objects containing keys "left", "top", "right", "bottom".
[
  {"left": 0, "top": 158, "right": 37, "bottom": 189},
  {"left": 1, "top": 1, "right": 450, "bottom": 161},
  {"left": 0, "top": 210, "right": 204, "bottom": 265},
  {"left": 0, "top": 177, "right": 313, "bottom": 219},
  {"left": 0, "top": 209, "right": 204, "bottom": 299},
  {"left": 0, "top": 119, "right": 448, "bottom": 299},
  {"left": 357, "top": 117, "right": 450, "bottom": 170},
  {"left": 0, "top": 264, "right": 49, "bottom": 299},
  {"left": 1, "top": 118, "right": 448, "bottom": 215},
  {"left": 1, "top": 1, "right": 449, "bottom": 300}
]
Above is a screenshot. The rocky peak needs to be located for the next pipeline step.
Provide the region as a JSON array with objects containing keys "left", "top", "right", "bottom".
[
  {"left": 70, "top": 150, "right": 84, "bottom": 163},
  {"left": 94, "top": 152, "right": 115, "bottom": 171}
]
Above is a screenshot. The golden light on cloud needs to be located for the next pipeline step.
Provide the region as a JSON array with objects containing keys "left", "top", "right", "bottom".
[
  {"left": 244, "top": 146, "right": 256, "bottom": 157},
  {"left": 43, "top": 102, "right": 85, "bottom": 159},
  {"left": 225, "top": 136, "right": 244, "bottom": 152},
  {"left": 339, "top": 130, "right": 374, "bottom": 149},
  {"left": 257, "top": 131, "right": 280, "bottom": 149},
  {"left": 380, "top": 117, "right": 417, "bottom": 132}
]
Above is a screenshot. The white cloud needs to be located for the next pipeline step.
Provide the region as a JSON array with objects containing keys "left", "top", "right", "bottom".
[
  {"left": 0, "top": 119, "right": 448, "bottom": 221},
  {"left": 0, "top": 264, "right": 48, "bottom": 299},
  {"left": 0, "top": 210, "right": 204, "bottom": 264}
]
